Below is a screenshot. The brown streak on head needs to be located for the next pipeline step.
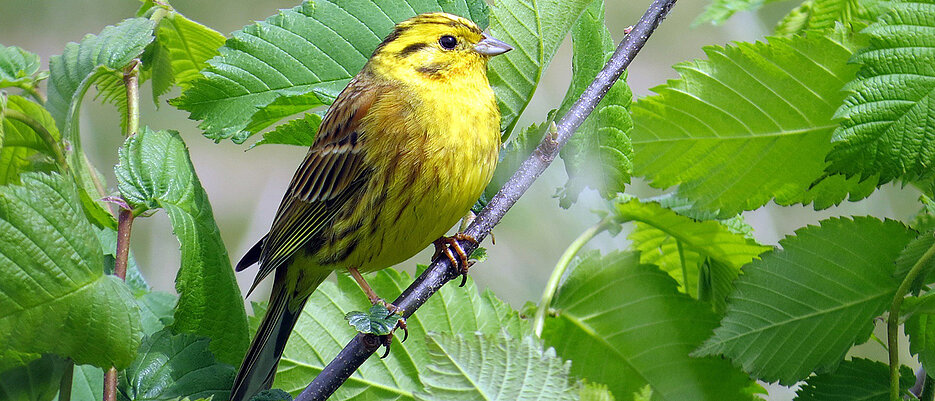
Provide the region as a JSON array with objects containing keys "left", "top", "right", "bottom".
[
  {"left": 416, "top": 63, "right": 446, "bottom": 76},
  {"left": 398, "top": 42, "right": 429, "bottom": 58}
]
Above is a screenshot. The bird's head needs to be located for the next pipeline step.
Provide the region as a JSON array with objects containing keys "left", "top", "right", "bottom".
[{"left": 368, "top": 12, "right": 512, "bottom": 83}]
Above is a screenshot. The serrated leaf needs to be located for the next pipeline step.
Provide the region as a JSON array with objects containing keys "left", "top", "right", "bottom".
[
  {"left": 775, "top": 0, "right": 873, "bottom": 36},
  {"left": 580, "top": 382, "right": 615, "bottom": 401},
  {"left": 145, "top": 9, "right": 225, "bottom": 102},
  {"left": 908, "top": 312, "right": 935, "bottom": 374},
  {"left": 250, "top": 389, "right": 293, "bottom": 401},
  {"left": 171, "top": 0, "right": 488, "bottom": 143},
  {"left": 115, "top": 128, "right": 248, "bottom": 365},
  {"left": 415, "top": 333, "right": 576, "bottom": 400},
  {"left": 0, "top": 173, "right": 141, "bottom": 369},
  {"left": 793, "top": 358, "right": 914, "bottom": 400},
  {"left": 827, "top": 0, "right": 935, "bottom": 184},
  {"left": 118, "top": 329, "right": 236, "bottom": 401},
  {"left": 485, "top": 117, "right": 550, "bottom": 198},
  {"left": 616, "top": 198, "right": 770, "bottom": 300},
  {"left": 556, "top": 0, "right": 632, "bottom": 207},
  {"left": 0, "top": 45, "right": 41, "bottom": 90},
  {"left": 542, "top": 251, "right": 756, "bottom": 400},
  {"left": 344, "top": 304, "right": 400, "bottom": 335},
  {"left": 0, "top": 354, "right": 66, "bottom": 401},
  {"left": 695, "top": 217, "right": 915, "bottom": 384},
  {"left": 0, "top": 95, "right": 63, "bottom": 185},
  {"left": 249, "top": 112, "right": 320, "bottom": 149},
  {"left": 487, "top": 0, "right": 592, "bottom": 139},
  {"left": 136, "top": 292, "right": 177, "bottom": 335},
  {"left": 46, "top": 18, "right": 155, "bottom": 228},
  {"left": 632, "top": 30, "right": 868, "bottom": 217},
  {"left": 696, "top": 0, "right": 787, "bottom": 25},
  {"left": 274, "top": 268, "right": 528, "bottom": 400}
]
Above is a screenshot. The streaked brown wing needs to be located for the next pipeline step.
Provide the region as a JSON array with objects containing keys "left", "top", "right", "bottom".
[{"left": 249, "top": 77, "right": 379, "bottom": 290}]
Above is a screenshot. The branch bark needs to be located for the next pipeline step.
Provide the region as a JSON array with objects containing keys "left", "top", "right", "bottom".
[{"left": 296, "top": 0, "right": 678, "bottom": 399}]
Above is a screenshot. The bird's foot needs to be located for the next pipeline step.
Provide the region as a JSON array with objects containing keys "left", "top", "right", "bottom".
[{"left": 432, "top": 233, "right": 479, "bottom": 287}]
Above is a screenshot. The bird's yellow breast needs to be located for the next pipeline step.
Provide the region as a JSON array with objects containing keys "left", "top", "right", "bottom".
[{"left": 316, "top": 65, "right": 500, "bottom": 272}]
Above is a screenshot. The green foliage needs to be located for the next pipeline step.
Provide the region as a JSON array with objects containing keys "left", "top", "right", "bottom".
[
  {"left": 250, "top": 389, "right": 294, "bottom": 401},
  {"left": 415, "top": 333, "right": 576, "bottom": 400},
  {"left": 541, "top": 251, "right": 756, "bottom": 400},
  {"left": 616, "top": 198, "right": 770, "bottom": 305},
  {"left": 274, "top": 268, "right": 528, "bottom": 399},
  {"left": 775, "top": 0, "right": 872, "bottom": 36},
  {"left": 556, "top": 0, "right": 633, "bottom": 207},
  {"left": 344, "top": 305, "right": 401, "bottom": 335},
  {"left": 0, "top": 173, "right": 141, "bottom": 369},
  {"left": 0, "top": 95, "right": 62, "bottom": 185},
  {"left": 695, "top": 217, "right": 915, "bottom": 384},
  {"left": 696, "top": 0, "right": 786, "bottom": 25},
  {"left": 115, "top": 128, "right": 248, "bottom": 365},
  {"left": 171, "top": 0, "right": 488, "bottom": 143},
  {"left": 0, "top": 45, "right": 43, "bottom": 92},
  {"left": 827, "top": 0, "right": 935, "bottom": 184},
  {"left": 56, "top": 365, "right": 104, "bottom": 401},
  {"left": 632, "top": 30, "right": 868, "bottom": 217},
  {"left": 249, "top": 112, "right": 321, "bottom": 149},
  {"left": 908, "top": 312, "right": 935, "bottom": 374},
  {"left": 0, "top": 354, "right": 66, "bottom": 401},
  {"left": 118, "top": 329, "right": 236, "bottom": 401},
  {"left": 894, "top": 230, "right": 935, "bottom": 294},
  {"left": 487, "top": 0, "right": 593, "bottom": 139},
  {"left": 793, "top": 358, "right": 915, "bottom": 400},
  {"left": 143, "top": 7, "right": 226, "bottom": 103}
]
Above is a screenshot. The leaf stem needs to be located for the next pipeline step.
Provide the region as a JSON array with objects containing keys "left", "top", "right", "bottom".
[
  {"left": 295, "top": 1, "right": 677, "bottom": 399},
  {"left": 123, "top": 59, "right": 141, "bottom": 137},
  {"left": 889, "top": 237, "right": 935, "bottom": 401},
  {"left": 104, "top": 368, "right": 117, "bottom": 401},
  {"left": 20, "top": 84, "right": 46, "bottom": 105},
  {"left": 2, "top": 108, "right": 68, "bottom": 170},
  {"left": 114, "top": 209, "right": 135, "bottom": 279},
  {"left": 533, "top": 217, "right": 614, "bottom": 337},
  {"left": 58, "top": 361, "right": 73, "bottom": 401}
]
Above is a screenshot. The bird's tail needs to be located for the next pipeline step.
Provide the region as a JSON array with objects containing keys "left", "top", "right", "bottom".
[{"left": 230, "top": 270, "right": 328, "bottom": 401}]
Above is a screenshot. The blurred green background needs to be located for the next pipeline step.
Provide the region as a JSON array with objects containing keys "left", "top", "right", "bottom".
[{"left": 0, "top": 1, "right": 923, "bottom": 399}]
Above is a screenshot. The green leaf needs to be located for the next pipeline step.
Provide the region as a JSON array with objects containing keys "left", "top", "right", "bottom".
[
  {"left": 775, "top": 0, "right": 873, "bottom": 36},
  {"left": 485, "top": 117, "right": 550, "bottom": 198},
  {"left": 274, "top": 267, "right": 528, "bottom": 399},
  {"left": 0, "top": 45, "right": 42, "bottom": 90},
  {"left": 54, "top": 365, "right": 103, "bottom": 401},
  {"left": 145, "top": 9, "right": 225, "bottom": 102},
  {"left": 541, "top": 251, "right": 756, "bottom": 400},
  {"left": 136, "top": 292, "right": 177, "bottom": 335},
  {"left": 695, "top": 217, "right": 915, "bottom": 384},
  {"left": 344, "top": 304, "right": 400, "bottom": 335},
  {"left": 118, "top": 329, "right": 236, "bottom": 401},
  {"left": 580, "top": 382, "right": 615, "bottom": 401},
  {"left": 696, "top": 0, "right": 787, "bottom": 25},
  {"left": 632, "top": 30, "right": 867, "bottom": 217},
  {"left": 415, "top": 333, "right": 576, "bottom": 400},
  {"left": 894, "top": 230, "right": 935, "bottom": 294},
  {"left": 616, "top": 198, "right": 771, "bottom": 301},
  {"left": 793, "top": 358, "right": 915, "bottom": 400},
  {"left": 171, "top": 0, "right": 488, "bottom": 143},
  {"left": 0, "top": 95, "right": 63, "bottom": 185},
  {"left": 908, "top": 312, "right": 935, "bottom": 373},
  {"left": 556, "top": 0, "right": 633, "bottom": 207},
  {"left": 487, "top": 0, "right": 593, "bottom": 139},
  {"left": 827, "top": 0, "right": 935, "bottom": 184},
  {"left": 0, "top": 173, "right": 141, "bottom": 369},
  {"left": 250, "top": 389, "right": 293, "bottom": 401},
  {"left": 115, "top": 128, "right": 248, "bottom": 365},
  {"left": 97, "top": 227, "right": 149, "bottom": 296},
  {"left": 249, "top": 112, "right": 321, "bottom": 149},
  {"left": 0, "top": 354, "right": 66, "bottom": 401},
  {"left": 46, "top": 18, "right": 155, "bottom": 228}
]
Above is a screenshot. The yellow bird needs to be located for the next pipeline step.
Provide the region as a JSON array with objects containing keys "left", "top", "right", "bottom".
[{"left": 230, "top": 12, "right": 511, "bottom": 401}]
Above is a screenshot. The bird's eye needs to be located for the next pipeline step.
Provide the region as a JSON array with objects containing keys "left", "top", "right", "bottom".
[{"left": 439, "top": 35, "right": 457, "bottom": 50}]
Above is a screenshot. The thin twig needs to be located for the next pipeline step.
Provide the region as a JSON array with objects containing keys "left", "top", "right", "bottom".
[
  {"left": 123, "top": 59, "right": 141, "bottom": 138},
  {"left": 114, "top": 209, "right": 135, "bottom": 279},
  {"left": 889, "top": 238, "right": 935, "bottom": 401},
  {"left": 103, "top": 368, "right": 117, "bottom": 401},
  {"left": 294, "top": 1, "right": 677, "bottom": 399}
]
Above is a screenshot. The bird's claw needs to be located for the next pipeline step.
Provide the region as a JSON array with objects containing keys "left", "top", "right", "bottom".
[
  {"left": 378, "top": 316, "right": 408, "bottom": 359},
  {"left": 432, "top": 233, "right": 478, "bottom": 287}
]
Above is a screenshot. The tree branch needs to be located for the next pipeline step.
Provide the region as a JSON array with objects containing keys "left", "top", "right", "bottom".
[{"left": 295, "top": 0, "right": 677, "bottom": 399}]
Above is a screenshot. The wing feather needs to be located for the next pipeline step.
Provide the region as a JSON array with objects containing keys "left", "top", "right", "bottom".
[{"left": 247, "top": 77, "right": 379, "bottom": 291}]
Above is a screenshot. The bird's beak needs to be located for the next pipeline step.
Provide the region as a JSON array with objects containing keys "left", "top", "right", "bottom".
[{"left": 474, "top": 32, "right": 513, "bottom": 56}]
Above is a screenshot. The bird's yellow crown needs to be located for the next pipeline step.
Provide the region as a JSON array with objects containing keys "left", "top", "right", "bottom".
[{"left": 367, "top": 13, "right": 490, "bottom": 83}]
